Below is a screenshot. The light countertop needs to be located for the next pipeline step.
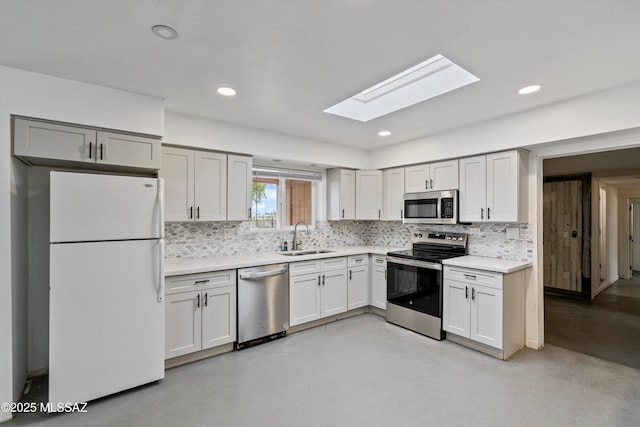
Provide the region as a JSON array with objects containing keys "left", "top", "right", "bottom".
[
  {"left": 165, "top": 245, "right": 407, "bottom": 276},
  {"left": 442, "top": 255, "right": 532, "bottom": 274}
]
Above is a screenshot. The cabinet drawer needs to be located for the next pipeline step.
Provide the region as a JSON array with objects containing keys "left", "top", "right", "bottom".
[
  {"left": 444, "top": 266, "right": 503, "bottom": 289},
  {"left": 321, "top": 257, "right": 347, "bottom": 272},
  {"left": 348, "top": 254, "right": 369, "bottom": 267},
  {"left": 289, "top": 260, "right": 322, "bottom": 276},
  {"left": 371, "top": 255, "right": 387, "bottom": 267},
  {"left": 165, "top": 270, "right": 236, "bottom": 295}
]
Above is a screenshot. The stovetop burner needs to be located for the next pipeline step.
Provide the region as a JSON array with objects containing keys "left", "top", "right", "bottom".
[{"left": 387, "top": 231, "right": 468, "bottom": 262}]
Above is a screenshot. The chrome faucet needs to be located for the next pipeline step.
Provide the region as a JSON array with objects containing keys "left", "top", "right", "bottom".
[{"left": 292, "top": 220, "right": 311, "bottom": 250}]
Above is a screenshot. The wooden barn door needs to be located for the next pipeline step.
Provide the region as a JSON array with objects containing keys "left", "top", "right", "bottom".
[{"left": 543, "top": 175, "right": 591, "bottom": 297}]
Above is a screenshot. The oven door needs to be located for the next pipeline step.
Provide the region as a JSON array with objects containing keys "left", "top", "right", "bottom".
[{"left": 386, "top": 257, "right": 442, "bottom": 318}]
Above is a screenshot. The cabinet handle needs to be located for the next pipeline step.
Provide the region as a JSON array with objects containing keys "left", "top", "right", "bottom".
[
  {"left": 465, "top": 286, "right": 469, "bottom": 299},
  {"left": 425, "top": 179, "right": 429, "bottom": 190},
  {"left": 378, "top": 209, "right": 381, "bottom": 219},
  {"left": 322, "top": 275, "right": 325, "bottom": 285},
  {"left": 472, "top": 288, "right": 476, "bottom": 301},
  {"left": 487, "top": 207, "right": 491, "bottom": 220},
  {"left": 194, "top": 279, "right": 210, "bottom": 285},
  {"left": 248, "top": 208, "right": 252, "bottom": 219},
  {"left": 197, "top": 206, "right": 200, "bottom": 219},
  {"left": 463, "top": 274, "right": 477, "bottom": 280},
  {"left": 318, "top": 275, "right": 321, "bottom": 286},
  {"left": 190, "top": 206, "right": 193, "bottom": 219},
  {"left": 430, "top": 179, "right": 433, "bottom": 189},
  {"left": 349, "top": 270, "right": 352, "bottom": 280},
  {"left": 196, "top": 294, "right": 200, "bottom": 308},
  {"left": 204, "top": 293, "right": 208, "bottom": 307},
  {"left": 89, "top": 142, "right": 92, "bottom": 159},
  {"left": 384, "top": 270, "right": 387, "bottom": 280},
  {"left": 400, "top": 209, "right": 403, "bottom": 219},
  {"left": 376, "top": 258, "right": 383, "bottom": 263},
  {"left": 342, "top": 209, "right": 345, "bottom": 218},
  {"left": 99, "top": 143, "right": 104, "bottom": 160},
  {"left": 480, "top": 208, "right": 484, "bottom": 220}
]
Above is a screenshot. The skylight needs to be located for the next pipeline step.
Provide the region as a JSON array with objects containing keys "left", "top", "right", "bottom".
[{"left": 324, "top": 54, "right": 479, "bottom": 122}]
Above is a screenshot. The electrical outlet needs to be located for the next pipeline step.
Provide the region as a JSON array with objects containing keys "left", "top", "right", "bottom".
[{"left": 506, "top": 227, "right": 520, "bottom": 240}]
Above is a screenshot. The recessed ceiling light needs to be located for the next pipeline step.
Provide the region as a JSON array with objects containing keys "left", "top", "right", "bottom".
[
  {"left": 378, "top": 130, "right": 392, "bottom": 137},
  {"left": 518, "top": 85, "right": 541, "bottom": 95},
  {"left": 272, "top": 159, "right": 281, "bottom": 162},
  {"left": 217, "top": 87, "right": 237, "bottom": 96},
  {"left": 324, "top": 54, "right": 479, "bottom": 122},
  {"left": 151, "top": 25, "right": 178, "bottom": 40}
]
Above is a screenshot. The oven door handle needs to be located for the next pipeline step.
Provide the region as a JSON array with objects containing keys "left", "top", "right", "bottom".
[{"left": 386, "top": 256, "right": 442, "bottom": 271}]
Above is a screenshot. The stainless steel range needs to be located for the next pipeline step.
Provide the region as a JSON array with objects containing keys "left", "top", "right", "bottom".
[{"left": 386, "top": 231, "right": 468, "bottom": 340}]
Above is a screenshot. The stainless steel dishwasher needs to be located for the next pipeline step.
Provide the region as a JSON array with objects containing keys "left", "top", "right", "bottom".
[{"left": 237, "top": 263, "right": 289, "bottom": 348}]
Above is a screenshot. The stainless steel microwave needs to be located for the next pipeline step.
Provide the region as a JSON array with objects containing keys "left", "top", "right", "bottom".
[{"left": 403, "top": 190, "right": 458, "bottom": 224}]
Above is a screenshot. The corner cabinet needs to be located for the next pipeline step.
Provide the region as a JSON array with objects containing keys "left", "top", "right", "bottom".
[
  {"left": 355, "top": 170, "right": 383, "bottom": 220},
  {"left": 327, "top": 169, "right": 356, "bottom": 220},
  {"left": 13, "top": 117, "right": 161, "bottom": 170},
  {"left": 442, "top": 265, "right": 526, "bottom": 360},
  {"left": 227, "top": 154, "right": 253, "bottom": 221},
  {"left": 289, "top": 257, "right": 348, "bottom": 326},
  {"left": 164, "top": 270, "right": 237, "bottom": 360},
  {"left": 383, "top": 167, "right": 405, "bottom": 221},
  {"left": 404, "top": 159, "right": 458, "bottom": 193},
  {"left": 459, "top": 150, "right": 529, "bottom": 223},
  {"left": 160, "top": 147, "right": 227, "bottom": 221}
]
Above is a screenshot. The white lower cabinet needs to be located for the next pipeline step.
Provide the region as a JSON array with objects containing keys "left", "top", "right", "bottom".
[
  {"left": 347, "top": 255, "right": 369, "bottom": 310},
  {"left": 370, "top": 255, "right": 387, "bottom": 310},
  {"left": 165, "top": 270, "right": 236, "bottom": 359},
  {"left": 443, "top": 265, "right": 525, "bottom": 359},
  {"left": 289, "top": 257, "right": 348, "bottom": 327}
]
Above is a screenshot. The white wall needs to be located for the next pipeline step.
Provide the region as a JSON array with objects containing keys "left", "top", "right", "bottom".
[
  {"left": 0, "top": 66, "right": 166, "bottom": 421},
  {"left": 164, "top": 111, "right": 370, "bottom": 170},
  {"left": 370, "top": 81, "right": 640, "bottom": 169}
]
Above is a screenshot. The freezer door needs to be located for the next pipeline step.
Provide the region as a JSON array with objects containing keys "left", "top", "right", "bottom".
[
  {"left": 50, "top": 171, "right": 162, "bottom": 242},
  {"left": 49, "top": 239, "right": 164, "bottom": 405}
]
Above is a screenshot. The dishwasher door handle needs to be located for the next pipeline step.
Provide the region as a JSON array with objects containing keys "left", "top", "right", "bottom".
[{"left": 239, "top": 268, "right": 288, "bottom": 280}]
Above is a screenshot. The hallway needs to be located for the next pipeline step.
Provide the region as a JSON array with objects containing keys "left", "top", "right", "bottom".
[{"left": 545, "top": 272, "right": 640, "bottom": 369}]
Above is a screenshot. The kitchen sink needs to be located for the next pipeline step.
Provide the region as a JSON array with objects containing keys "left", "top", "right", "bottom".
[{"left": 278, "top": 249, "right": 335, "bottom": 256}]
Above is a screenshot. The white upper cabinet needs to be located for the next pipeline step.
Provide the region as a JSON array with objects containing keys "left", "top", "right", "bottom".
[
  {"left": 13, "top": 118, "right": 160, "bottom": 170},
  {"left": 160, "top": 147, "right": 227, "bottom": 222},
  {"left": 227, "top": 154, "right": 253, "bottom": 221},
  {"left": 459, "top": 150, "right": 529, "bottom": 223},
  {"left": 327, "top": 169, "right": 356, "bottom": 220},
  {"left": 383, "top": 167, "right": 404, "bottom": 221},
  {"left": 404, "top": 159, "right": 458, "bottom": 193},
  {"left": 355, "top": 170, "right": 383, "bottom": 220}
]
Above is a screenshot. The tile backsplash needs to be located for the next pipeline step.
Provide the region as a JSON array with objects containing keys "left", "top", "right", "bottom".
[{"left": 165, "top": 221, "right": 533, "bottom": 262}]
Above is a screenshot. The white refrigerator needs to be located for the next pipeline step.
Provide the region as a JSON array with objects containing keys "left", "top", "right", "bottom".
[{"left": 49, "top": 171, "right": 165, "bottom": 405}]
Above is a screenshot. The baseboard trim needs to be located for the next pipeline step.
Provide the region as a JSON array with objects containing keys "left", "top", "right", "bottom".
[{"left": 526, "top": 338, "right": 542, "bottom": 349}]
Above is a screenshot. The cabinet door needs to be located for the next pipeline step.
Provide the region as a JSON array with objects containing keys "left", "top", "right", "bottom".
[
  {"left": 160, "top": 147, "right": 195, "bottom": 222},
  {"left": 470, "top": 285, "right": 503, "bottom": 348},
  {"left": 459, "top": 155, "right": 487, "bottom": 222},
  {"left": 429, "top": 159, "right": 459, "bottom": 191},
  {"left": 404, "top": 164, "right": 429, "bottom": 193},
  {"left": 321, "top": 270, "right": 348, "bottom": 317},
  {"left": 347, "top": 266, "right": 369, "bottom": 310},
  {"left": 165, "top": 291, "right": 202, "bottom": 359},
  {"left": 355, "top": 170, "right": 383, "bottom": 220},
  {"left": 442, "top": 280, "right": 470, "bottom": 338},
  {"left": 289, "top": 273, "right": 321, "bottom": 326},
  {"left": 340, "top": 169, "right": 356, "bottom": 219},
  {"left": 371, "top": 265, "right": 387, "bottom": 310},
  {"left": 201, "top": 286, "right": 237, "bottom": 349},
  {"left": 96, "top": 132, "right": 161, "bottom": 169},
  {"left": 227, "top": 154, "right": 253, "bottom": 221},
  {"left": 13, "top": 118, "right": 96, "bottom": 164},
  {"left": 486, "top": 151, "right": 518, "bottom": 222},
  {"left": 195, "top": 151, "right": 227, "bottom": 221},
  {"left": 383, "top": 167, "right": 405, "bottom": 221}
]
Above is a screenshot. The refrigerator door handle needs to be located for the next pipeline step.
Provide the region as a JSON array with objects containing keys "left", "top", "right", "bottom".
[
  {"left": 157, "top": 178, "right": 165, "bottom": 238},
  {"left": 158, "top": 239, "right": 165, "bottom": 302}
]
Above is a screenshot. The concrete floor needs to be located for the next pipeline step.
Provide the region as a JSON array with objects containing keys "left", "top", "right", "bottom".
[
  {"left": 8, "top": 314, "right": 640, "bottom": 426},
  {"left": 545, "top": 272, "right": 640, "bottom": 369}
]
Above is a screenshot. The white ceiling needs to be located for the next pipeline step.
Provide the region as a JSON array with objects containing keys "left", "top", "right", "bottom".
[{"left": 2, "top": 0, "right": 640, "bottom": 150}]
